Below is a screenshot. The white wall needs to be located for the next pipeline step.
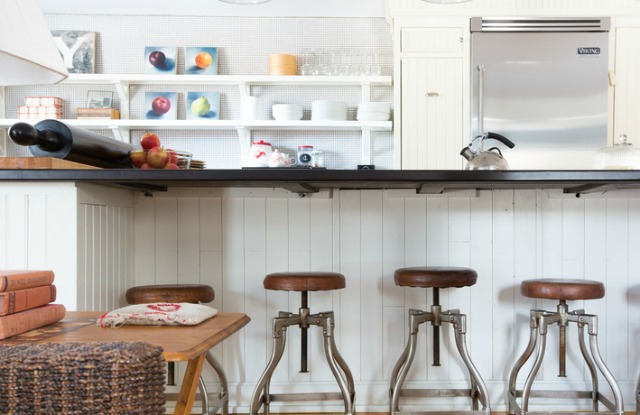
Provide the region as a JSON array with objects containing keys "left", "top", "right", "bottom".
[{"left": 36, "top": 0, "right": 386, "bottom": 18}]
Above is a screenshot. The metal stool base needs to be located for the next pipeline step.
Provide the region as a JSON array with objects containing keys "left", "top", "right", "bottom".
[
  {"left": 389, "top": 307, "right": 491, "bottom": 414},
  {"left": 507, "top": 304, "right": 623, "bottom": 415},
  {"left": 250, "top": 309, "right": 355, "bottom": 415}
]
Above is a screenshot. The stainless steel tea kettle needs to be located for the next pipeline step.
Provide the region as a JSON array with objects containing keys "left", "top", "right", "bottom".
[
  {"left": 461, "top": 64, "right": 516, "bottom": 170},
  {"left": 460, "top": 132, "right": 515, "bottom": 170}
]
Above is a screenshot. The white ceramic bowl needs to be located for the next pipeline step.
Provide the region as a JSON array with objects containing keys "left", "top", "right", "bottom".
[
  {"left": 311, "top": 100, "right": 347, "bottom": 121},
  {"left": 272, "top": 104, "right": 303, "bottom": 121}
]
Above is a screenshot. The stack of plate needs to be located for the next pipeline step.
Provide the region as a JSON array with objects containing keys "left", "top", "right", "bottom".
[
  {"left": 269, "top": 54, "right": 297, "bottom": 76},
  {"left": 356, "top": 102, "right": 391, "bottom": 121},
  {"left": 311, "top": 100, "right": 347, "bottom": 121}
]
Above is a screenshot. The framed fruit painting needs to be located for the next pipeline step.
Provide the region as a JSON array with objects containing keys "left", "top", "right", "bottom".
[
  {"left": 144, "top": 46, "right": 177, "bottom": 74},
  {"left": 186, "top": 92, "right": 220, "bottom": 120},
  {"left": 144, "top": 92, "right": 177, "bottom": 120},
  {"left": 185, "top": 47, "right": 218, "bottom": 75}
]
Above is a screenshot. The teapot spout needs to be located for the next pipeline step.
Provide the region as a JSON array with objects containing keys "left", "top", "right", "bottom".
[{"left": 460, "top": 146, "right": 474, "bottom": 161}]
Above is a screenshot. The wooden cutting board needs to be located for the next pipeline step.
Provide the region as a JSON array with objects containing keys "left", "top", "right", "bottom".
[{"left": 0, "top": 157, "right": 100, "bottom": 170}]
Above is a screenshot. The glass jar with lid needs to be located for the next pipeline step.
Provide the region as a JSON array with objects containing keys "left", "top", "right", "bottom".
[{"left": 593, "top": 134, "right": 640, "bottom": 170}]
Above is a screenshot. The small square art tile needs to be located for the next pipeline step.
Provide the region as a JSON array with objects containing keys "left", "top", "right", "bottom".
[
  {"left": 144, "top": 47, "right": 177, "bottom": 74},
  {"left": 144, "top": 92, "right": 177, "bottom": 119},
  {"left": 186, "top": 92, "right": 220, "bottom": 120},
  {"left": 185, "top": 47, "right": 218, "bottom": 75}
]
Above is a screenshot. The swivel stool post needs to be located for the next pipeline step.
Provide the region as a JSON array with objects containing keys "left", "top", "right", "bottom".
[
  {"left": 507, "top": 278, "right": 623, "bottom": 415},
  {"left": 389, "top": 267, "right": 490, "bottom": 414},
  {"left": 250, "top": 272, "right": 355, "bottom": 415},
  {"left": 125, "top": 283, "right": 228, "bottom": 415}
]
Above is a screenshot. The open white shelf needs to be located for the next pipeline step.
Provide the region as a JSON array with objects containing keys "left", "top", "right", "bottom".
[{"left": 2, "top": 74, "right": 393, "bottom": 164}]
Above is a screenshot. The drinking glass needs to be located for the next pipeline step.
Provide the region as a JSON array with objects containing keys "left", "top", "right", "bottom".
[
  {"left": 300, "top": 48, "right": 314, "bottom": 76},
  {"left": 370, "top": 52, "right": 382, "bottom": 76}
]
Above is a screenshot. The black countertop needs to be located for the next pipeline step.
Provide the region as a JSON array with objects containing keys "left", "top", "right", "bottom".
[{"left": 2, "top": 168, "right": 640, "bottom": 195}]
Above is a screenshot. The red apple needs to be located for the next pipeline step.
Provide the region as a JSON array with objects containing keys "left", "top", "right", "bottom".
[
  {"left": 140, "top": 132, "right": 161, "bottom": 150},
  {"left": 164, "top": 162, "right": 180, "bottom": 170},
  {"left": 147, "top": 147, "right": 170, "bottom": 168},
  {"left": 152, "top": 96, "right": 171, "bottom": 115},
  {"left": 129, "top": 149, "right": 148, "bottom": 168},
  {"left": 141, "top": 163, "right": 153, "bottom": 169}
]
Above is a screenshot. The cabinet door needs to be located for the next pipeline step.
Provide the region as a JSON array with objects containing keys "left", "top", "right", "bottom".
[
  {"left": 613, "top": 27, "right": 640, "bottom": 144},
  {"left": 400, "top": 58, "right": 463, "bottom": 169}
]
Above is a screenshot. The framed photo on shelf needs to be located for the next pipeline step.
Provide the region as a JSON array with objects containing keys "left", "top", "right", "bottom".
[
  {"left": 186, "top": 91, "right": 220, "bottom": 120},
  {"left": 144, "top": 92, "right": 177, "bottom": 120},
  {"left": 185, "top": 47, "right": 218, "bottom": 75},
  {"left": 86, "top": 90, "right": 113, "bottom": 108},
  {"left": 144, "top": 46, "right": 177, "bottom": 74}
]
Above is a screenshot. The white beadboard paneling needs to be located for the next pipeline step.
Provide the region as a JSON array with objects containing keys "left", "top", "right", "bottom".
[
  {"left": 605, "top": 199, "right": 630, "bottom": 380},
  {"left": 340, "top": 190, "right": 363, "bottom": 381},
  {"left": 491, "top": 190, "right": 516, "bottom": 382},
  {"left": 154, "top": 197, "right": 179, "bottom": 284},
  {"left": 133, "top": 193, "right": 157, "bottom": 286},
  {"left": 360, "top": 190, "right": 385, "bottom": 384},
  {"left": 468, "top": 190, "right": 494, "bottom": 383},
  {"left": 176, "top": 197, "right": 201, "bottom": 283}
]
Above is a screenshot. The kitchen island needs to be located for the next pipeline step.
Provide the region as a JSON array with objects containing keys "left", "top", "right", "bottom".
[{"left": 0, "top": 169, "right": 638, "bottom": 413}]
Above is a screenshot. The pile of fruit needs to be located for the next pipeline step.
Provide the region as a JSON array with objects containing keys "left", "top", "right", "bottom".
[{"left": 129, "top": 132, "right": 181, "bottom": 169}]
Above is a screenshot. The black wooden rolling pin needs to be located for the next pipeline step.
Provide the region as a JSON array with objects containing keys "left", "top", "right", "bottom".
[{"left": 8, "top": 120, "right": 134, "bottom": 168}]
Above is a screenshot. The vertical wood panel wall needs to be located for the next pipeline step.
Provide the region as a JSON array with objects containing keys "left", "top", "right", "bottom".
[{"left": 128, "top": 187, "right": 640, "bottom": 413}]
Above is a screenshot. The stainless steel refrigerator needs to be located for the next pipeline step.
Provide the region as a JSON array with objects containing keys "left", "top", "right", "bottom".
[{"left": 470, "top": 17, "right": 610, "bottom": 169}]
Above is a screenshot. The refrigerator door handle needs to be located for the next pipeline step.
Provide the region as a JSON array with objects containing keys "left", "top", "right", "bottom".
[{"left": 476, "top": 64, "right": 486, "bottom": 137}]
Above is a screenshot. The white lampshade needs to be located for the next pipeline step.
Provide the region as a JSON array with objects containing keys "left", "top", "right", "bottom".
[
  {"left": 218, "top": 0, "right": 271, "bottom": 4},
  {"left": 0, "top": 0, "right": 68, "bottom": 85}
]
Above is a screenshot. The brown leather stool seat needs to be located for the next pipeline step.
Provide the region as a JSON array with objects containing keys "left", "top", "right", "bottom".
[
  {"left": 389, "top": 266, "right": 490, "bottom": 414},
  {"left": 125, "top": 283, "right": 215, "bottom": 304},
  {"left": 263, "top": 272, "right": 346, "bottom": 292},
  {"left": 124, "top": 283, "right": 225, "bottom": 415},
  {"left": 520, "top": 278, "right": 605, "bottom": 301},
  {"left": 394, "top": 266, "right": 477, "bottom": 288},
  {"left": 251, "top": 272, "right": 355, "bottom": 415},
  {"left": 508, "top": 278, "right": 623, "bottom": 415}
]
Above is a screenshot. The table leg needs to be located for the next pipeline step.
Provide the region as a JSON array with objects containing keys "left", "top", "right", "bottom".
[{"left": 174, "top": 353, "right": 207, "bottom": 415}]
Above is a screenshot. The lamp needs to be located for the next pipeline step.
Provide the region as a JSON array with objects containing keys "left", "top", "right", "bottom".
[
  {"left": 0, "top": 0, "right": 68, "bottom": 85},
  {"left": 218, "top": 0, "right": 271, "bottom": 4}
]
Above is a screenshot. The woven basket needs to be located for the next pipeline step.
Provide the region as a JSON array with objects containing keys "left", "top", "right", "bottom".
[{"left": 0, "top": 342, "right": 166, "bottom": 414}]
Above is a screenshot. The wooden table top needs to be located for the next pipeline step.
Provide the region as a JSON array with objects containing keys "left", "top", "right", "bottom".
[{"left": 0, "top": 311, "right": 251, "bottom": 362}]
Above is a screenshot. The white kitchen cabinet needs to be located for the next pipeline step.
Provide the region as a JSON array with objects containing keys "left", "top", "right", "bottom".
[
  {"left": 612, "top": 23, "right": 640, "bottom": 144},
  {"left": 0, "top": 74, "right": 392, "bottom": 165},
  {"left": 392, "top": 19, "right": 469, "bottom": 169}
]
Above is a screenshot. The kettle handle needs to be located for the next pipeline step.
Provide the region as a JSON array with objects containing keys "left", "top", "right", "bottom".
[{"left": 486, "top": 132, "right": 516, "bottom": 149}]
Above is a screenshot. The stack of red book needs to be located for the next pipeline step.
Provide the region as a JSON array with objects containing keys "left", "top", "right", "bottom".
[{"left": 0, "top": 270, "right": 66, "bottom": 340}]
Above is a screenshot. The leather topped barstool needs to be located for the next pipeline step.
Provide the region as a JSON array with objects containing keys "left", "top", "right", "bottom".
[
  {"left": 250, "top": 272, "right": 355, "bottom": 415},
  {"left": 389, "top": 266, "right": 490, "bottom": 414},
  {"left": 125, "top": 283, "right": 228, "bottom": 415},
  {"left": 508, "top": 278, "right": 623, "bottom": 415}
]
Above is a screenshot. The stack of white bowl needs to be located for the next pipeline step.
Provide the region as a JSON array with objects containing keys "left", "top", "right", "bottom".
[
  {"left": 356, "top": 102, "right": 391, "bottom": 121},
  {"left": 272, "top": 104, "right": 303, "bottom": 121},
  {"left": 311, "top": 100, "right": 347, "bottom": 121}
]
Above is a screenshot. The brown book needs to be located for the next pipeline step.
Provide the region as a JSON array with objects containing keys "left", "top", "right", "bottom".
[
  {"left": 0, "top": 304, "right": 66, "bottom": 340},
  {"left": 0, "top": 270, "right": 55, "bottom": 293},
  {"left": 0, "top": 285, "right": 57, "bottom": 316}
]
